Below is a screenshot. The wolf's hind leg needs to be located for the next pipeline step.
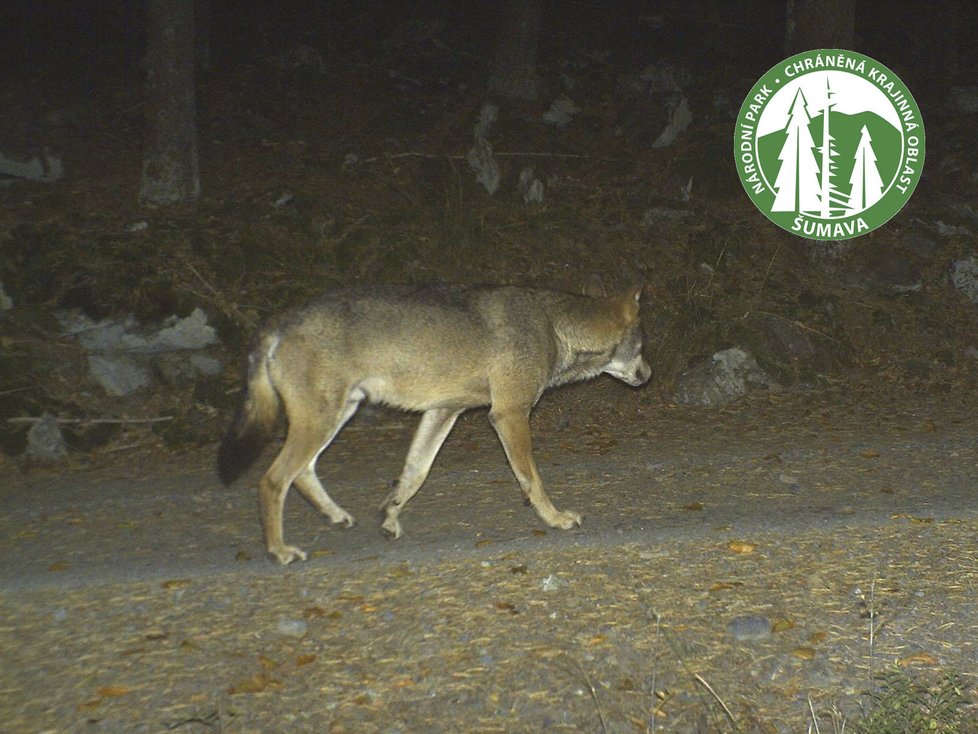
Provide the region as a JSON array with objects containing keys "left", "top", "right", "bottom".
[
  {"left": 381, "top": 408, "right": 462, "bottom": 538},
  {"left": 291, "top": 394, "right": 362, "bottom": 528},
  {"left": 293, "top": 467, "right": 356, "bottom": 528},
  {"left": 260, "top": 391, "right": 361, "bottom": 564}
]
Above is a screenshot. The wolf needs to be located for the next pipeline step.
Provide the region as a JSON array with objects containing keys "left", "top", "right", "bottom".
[{"left": 218, "top": 282, "right": 651, "bottom": 564}]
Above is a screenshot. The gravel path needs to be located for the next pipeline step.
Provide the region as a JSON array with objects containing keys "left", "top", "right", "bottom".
[{"left": 2, "top": 385, "right": 976, "bottom": 732}]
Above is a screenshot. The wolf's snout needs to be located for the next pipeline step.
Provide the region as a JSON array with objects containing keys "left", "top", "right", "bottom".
[{"left": 626, "top": 359, "right": 652, "bottom": 386}]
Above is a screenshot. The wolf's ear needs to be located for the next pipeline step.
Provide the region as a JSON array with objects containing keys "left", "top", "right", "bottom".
[{"left": 620, "top": 283, "right": 643, "bottom": 321}]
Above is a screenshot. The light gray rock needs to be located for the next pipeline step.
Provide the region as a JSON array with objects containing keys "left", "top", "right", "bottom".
[
  {"left": 26, "top": 414, "right": 68, "bottom": 462},
  {"left": 674, "top": 348, "right": 774, "bottom": 406},
  {"left": 88, "top": 355, "right": 152, "bottom": 396}
]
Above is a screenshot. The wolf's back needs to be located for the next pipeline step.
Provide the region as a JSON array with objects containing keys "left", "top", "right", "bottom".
[{"left": 217, "top": 332, "right": 282, "bottom": 485}]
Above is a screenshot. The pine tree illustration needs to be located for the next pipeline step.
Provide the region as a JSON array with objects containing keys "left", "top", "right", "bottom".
[
  {"left": 772, "top": 88, "right": 821, "bottom": 213},
  {"left": 847, "top": 125, "right": 885, "bottom": 213},
  {"left": 817, "top": 79, "right": 848, "bottom": 218}
]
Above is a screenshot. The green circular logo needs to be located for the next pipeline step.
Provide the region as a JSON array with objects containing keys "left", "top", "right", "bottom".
[{"left": 735, "top": 49, "right": 924, "bottom": 239}]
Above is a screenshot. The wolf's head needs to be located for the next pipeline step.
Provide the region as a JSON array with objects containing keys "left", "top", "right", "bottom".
[{"left": 602, "top": 285, "right": 652, "bottom": 387}]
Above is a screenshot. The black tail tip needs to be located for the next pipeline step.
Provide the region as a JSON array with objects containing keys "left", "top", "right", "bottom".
[{"left": 216, "top": 426, "right": 265, "bottom": 485}]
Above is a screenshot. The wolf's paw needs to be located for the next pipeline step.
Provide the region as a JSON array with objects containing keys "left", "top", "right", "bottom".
[
  {"left": 380, "top": 515, "right": 403, "bottom": 540},
  {"left": 269, "top": 545, "right": 308, "bottom": 565},
  {"left": 329, "top": 510, "right": 356, "bottom": 529},
  {"left": 548, "top": 509, "right": 583, "bottom": 530}
]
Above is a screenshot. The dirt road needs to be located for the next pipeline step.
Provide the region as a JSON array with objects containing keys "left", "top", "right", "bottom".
[{"left": 2, "top": 383, "right": 976, "bottom": 732}]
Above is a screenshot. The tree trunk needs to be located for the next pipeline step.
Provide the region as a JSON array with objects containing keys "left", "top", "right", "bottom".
[
  {"left": 139, "top": 0, "right": 200, "bottom": 207},
  {"left": 488, "top": 0, "right": 542, "bottom": 101},
  {"left": 785, "top": 0, "right": 855, "bottom": 53}
]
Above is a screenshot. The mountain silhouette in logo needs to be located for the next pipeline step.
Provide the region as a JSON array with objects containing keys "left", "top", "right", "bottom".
[{"left": 759, "top": 110, "right": 902, "bottom": 216}]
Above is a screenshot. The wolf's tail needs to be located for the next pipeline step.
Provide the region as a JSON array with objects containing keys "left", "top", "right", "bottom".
[{"left": 217, "top": 333, "right": 281, "bottom": 485}]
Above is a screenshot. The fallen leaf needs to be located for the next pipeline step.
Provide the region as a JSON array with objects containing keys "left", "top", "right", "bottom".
[
  {"left": 683, "top": 502, "right": 704, "bottom": 511},
  {"left": 586, "top": 635, "right": 607, "bottom": 646},
  {"left": 790, "top": 647, "right": 816, "bottom": 660},
  {"left": 531, "top": 529, "right": 547, "bottom": 537},
  {"left": 310, "top": 549, "right": 334, "bottom": 558},
  {"left": 258, "top": 655, "right": 279, "bottom": 670},
  {"left": 48, "top": 561, "right": 69, "bottom": 572},
  {"left": 296, "top": 654, "right": 316, "bottom": 666},
  {"left": 228, "top": 673, "right": 282, "bottom": 695},
  {"left": 772, "top": 619, "right": 796, "bottom": 633},
  {"left": 891, "top": 513, "right": 933, "bottom": 524},
  {"left": 859, "top": 449, "right": 880, "bottom": 458},
  {"left": 144, "top": 631, "right": 167, "bottom": 641},
  {"left": 77, "top": 699, "right": 102, "bottom": 712},
  {"left": 494, "top": 601, "right": 518, "bottom": 614},
  {"left": 727, "top": 540, "right": 756, "bottom": 554},
  {"left": 97, "top": 686, "right": 130, "bottom": 697},
  {"left": 510, "top": 564, "right": 528, "bottom": 575},
  {"left": 879, "top": 487, "right": 895, "bottom": 494},
  {"left": 899, "top": 652, "right": 938, "bottom": 667},
  {"left": 809, "top": 631, "right": 828, "bottom": 644},
  {"left": 475, "top": 539, "right": 495, "bottom": 548},
  {"left": 303, "top": 606, "right": 327, "bottom": 618},
  {"left": 161, "top": 579, "right": 192, "bottom": 590}
]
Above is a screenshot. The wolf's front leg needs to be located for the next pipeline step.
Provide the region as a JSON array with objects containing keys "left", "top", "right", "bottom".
[
  {"left": 381, "top": 408, "right": 462, "bottom": 538},
  {"left": 489, "top": 408, "right": 582, "bottom": 530}
]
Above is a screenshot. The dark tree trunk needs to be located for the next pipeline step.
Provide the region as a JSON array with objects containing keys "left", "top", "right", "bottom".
[
  {"left": 488, "top": 0, "right": 542, "bottom": 101},
  {"left": 139, "top": 0, "right": 200, "bottom": 207},
  {"left": 195, "top": 0, "right": 210, "bottom": 73},
  {"left": 785, "top": 0, "right": 855, "bottom": 53}
]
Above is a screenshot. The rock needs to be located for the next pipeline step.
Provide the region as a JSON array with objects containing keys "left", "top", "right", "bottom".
[
  {"left": 88, "top": 355, "right": 152, "bottom": 396},
  {"left": 275, "top": 618, "right": 308, "bottom": 637},
  {"left": 743, "top": 312, "right": 840, "bottom": 377},
  {"left": 518, "top": 167, "right": 544, "bottom": 203},
  {"left": 542, "top": 95, "right": 580, "bottom": 127},
  {"left": 652, "top": 96, "right": 691, "bottom": 149},
  {"left": 540, "top": 574, "right": 564, "bottom": 592},
  {"left": 473, "top": 103, "right": 497, "bottom": 140},
  {"left": 65, "top": 308, "right": 218, "bottom": 354},
  {"left": 146, "top": 308, "right": 219, "bottom": 352},
  {"left": 189, "top": 354, "right": 223, "bottom": 376},
  {"left": 26, "top": 413, "right": 68, "bottom": 462},
  {"left": 467, "top": 138, "right": 500, "bottom": 195},
  {"left": 950, "top": 256, "right": 978, "bottom": 303},
  {"left": 727, "top": 615, "right": 772, "bottom": 642},
  {"left": 674, "top": 348, "right": 774, "bottom": 406}
]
